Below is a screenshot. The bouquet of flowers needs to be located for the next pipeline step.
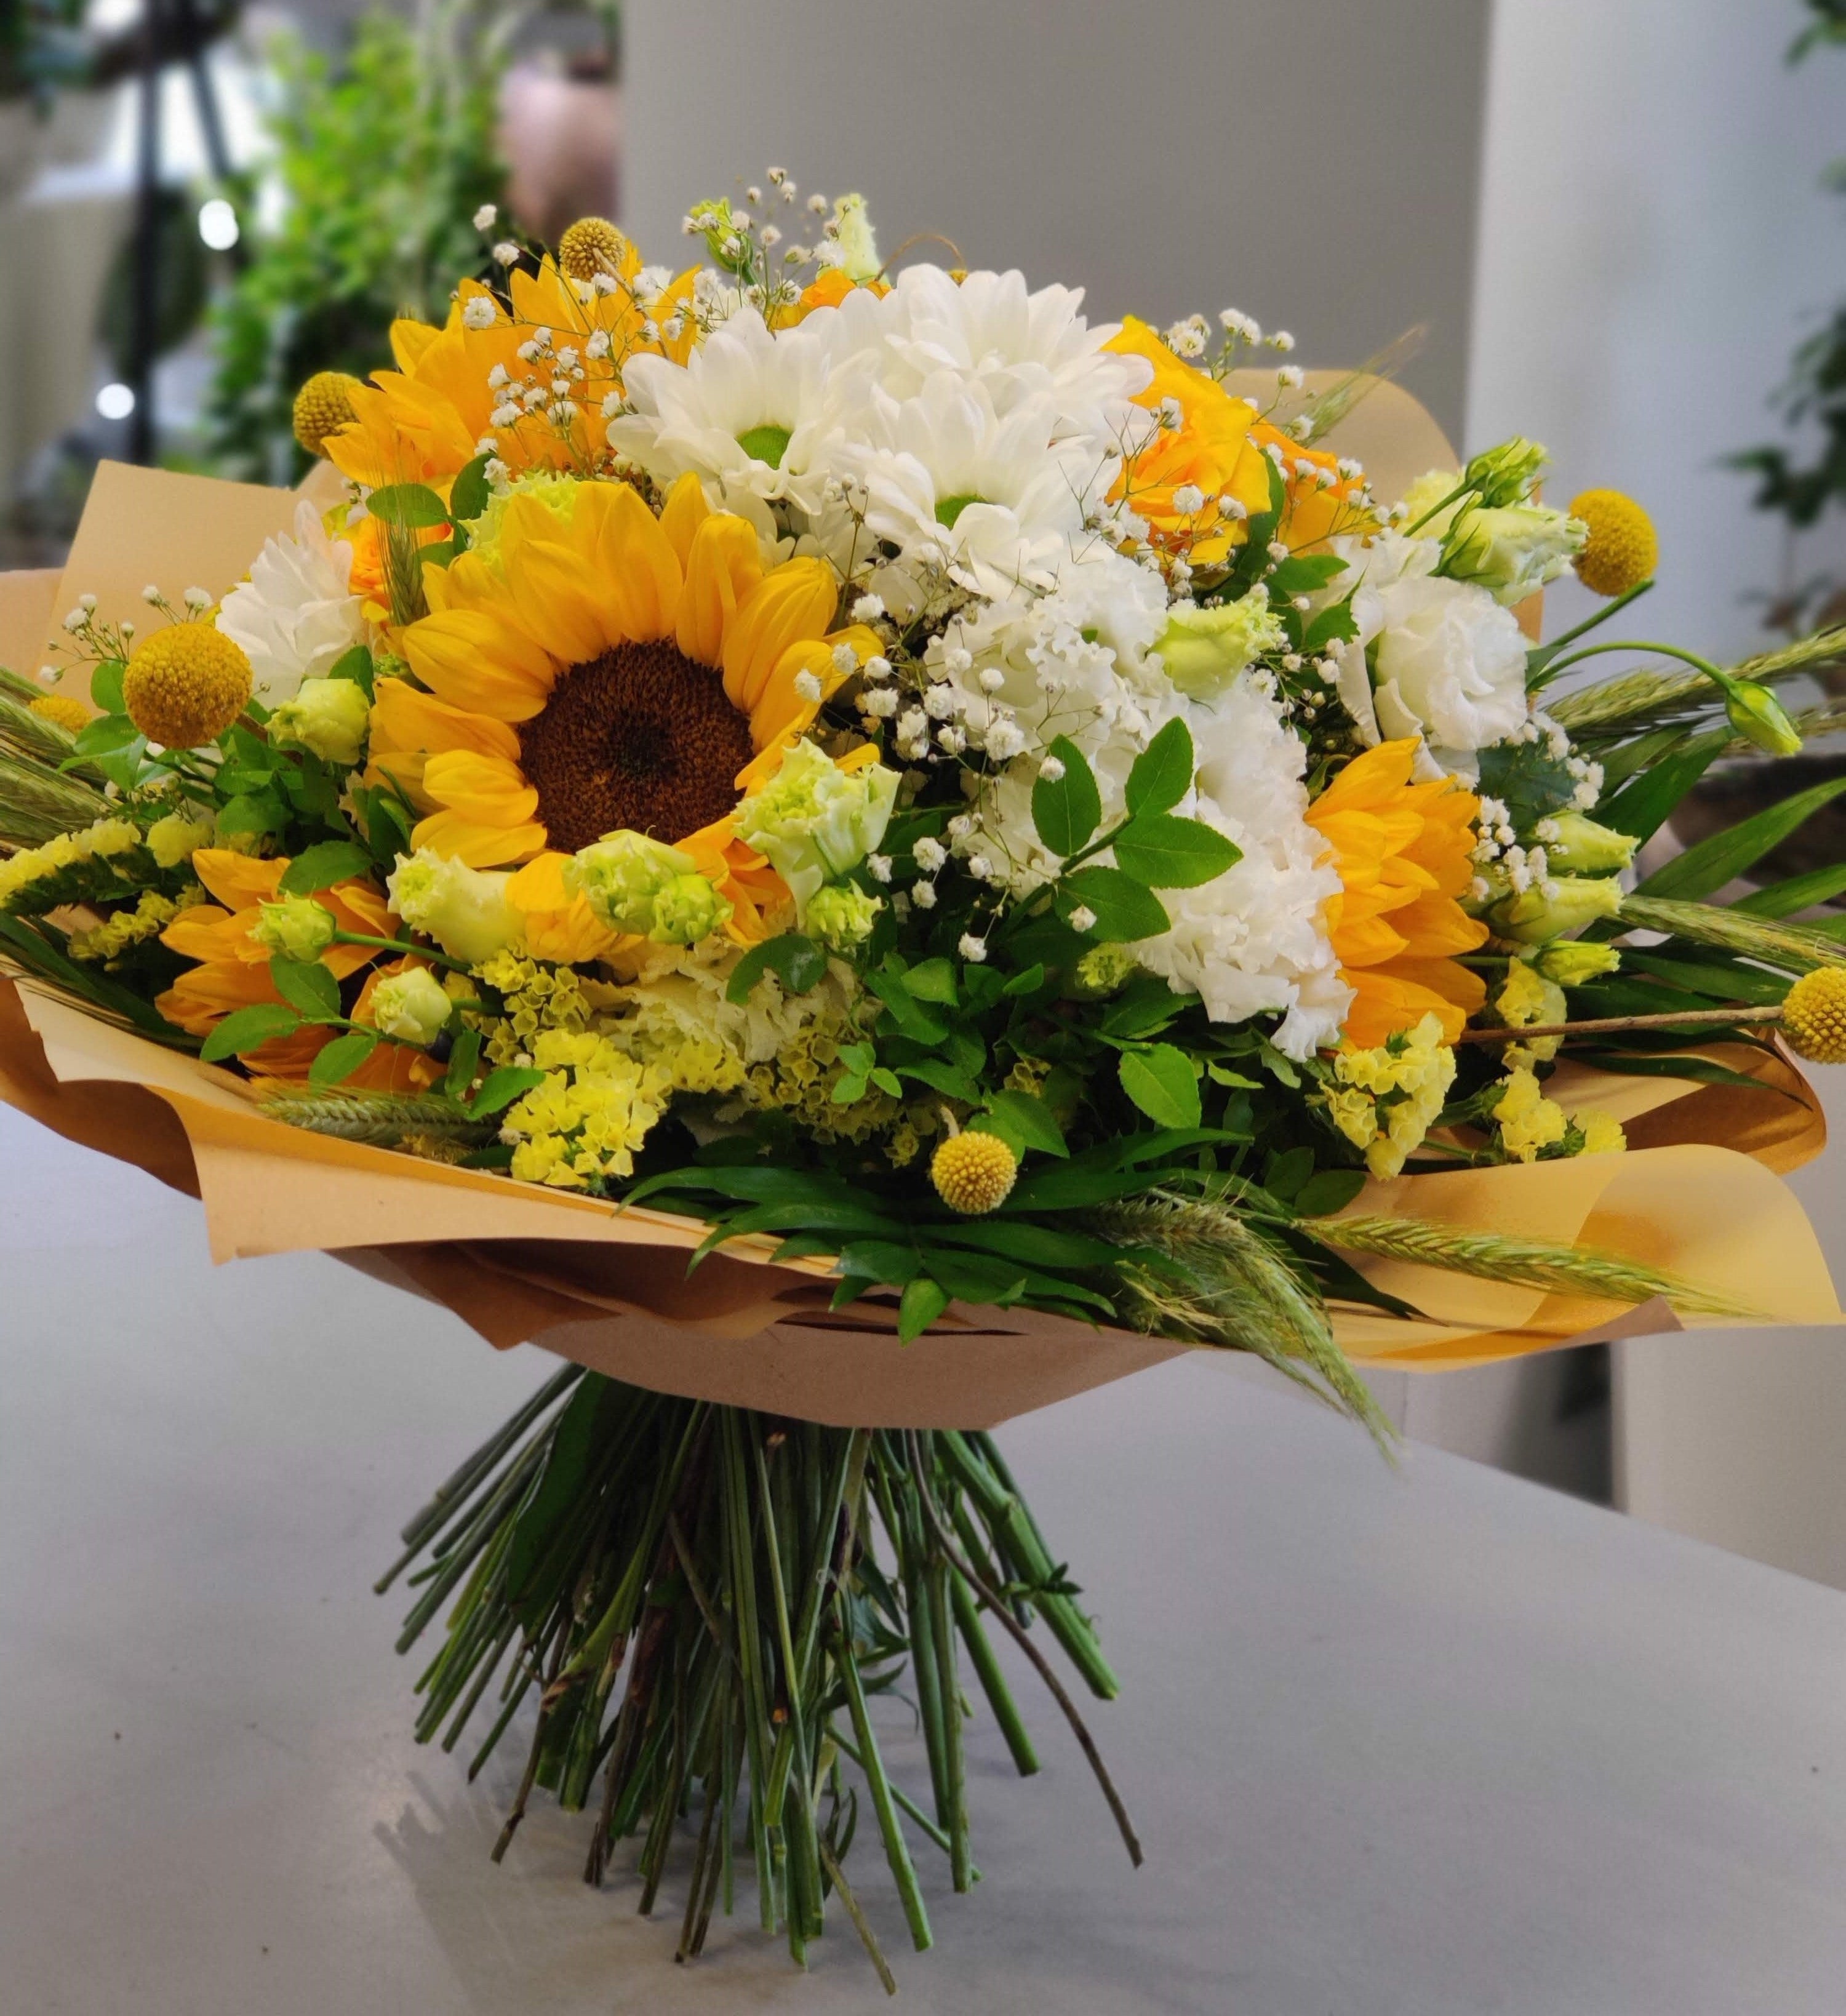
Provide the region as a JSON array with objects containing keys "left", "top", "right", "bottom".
[{"left": 1, "top": 179, "right": 1841, "bottom": 1986}]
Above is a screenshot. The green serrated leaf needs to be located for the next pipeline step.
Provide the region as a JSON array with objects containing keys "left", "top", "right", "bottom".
[
  {"left": 725, "top": 932, "right": 828, "bottom": 1004},
  {"left": 443, "top": 1023, "right": 482, "bottom": 1102},
  {"left": 278, "top": 839, "right": 375, "bottom": 897},
  {"left": 1059, "top": 866, "right": 1170, "bottom": 943},
  {"left": 199, "top": 1002, "right": 302, "bottom": 1063},
  {"left": 449, "top": 453, "right": 493, "bottom": 529},
  {"left": 981, "top": 1086, "right": 1068, "bottom": 1158},
  {"left": 1031, "top": 734, "right": 1101, "bottom": 856},
  {"left": 89, "top": 661, "right": 126, "bottom": 714},
  {"left": 325, "top": 644, "right": 375, "bottom": 699},
  {"left": 215, "top": 789, "right": 290, "bottom": 841},
  {"left": 268, "top": 953, "right": 341, "bottom": 1020},
  {"left": 1125, "top": 717, "right": 1194, "bottom": 816},
  {"left": 469, "top": 1066, "right": 546, "bottom": 1118},
  {"left": 308, "top": 1026, "right": 380, "bottom": 1086},
  {"left": 1112, "top": 812, "right": 1241, "bottom": 889},
  {"left": 902, "top": 956, "right": 958, "bottom": 1005},
  {"left": 1118, "top": 1044, "right": 1202, "bottom": 1129},
  {"left": 71, "top": 714, "right": 140, "bottom": 758}
]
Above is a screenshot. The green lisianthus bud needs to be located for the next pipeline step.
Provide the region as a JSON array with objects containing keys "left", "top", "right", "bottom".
[
  {"left": 1532, "top": 940, "right": 1622, "bottom": 986},
  {"left": 269, "top": 676, "right": 371, "bottom": 766},
  {"left": 1463, "top": 436, "right": 1548, "bottom": 508},
  {"left": 388, "top": 849, "right": 522, "bottom": 965},
  {"left": 1489, "top": 873, "right": 1623, "bottom": 944},
  {"left": 1723, "top": 679, "right": 1803, "bottom": 758},
  {"left": 806, "top": 882, "right": 882, "bottom": 951},
  {"left": 568, "top": 831, "right": 733, "bottom": 945},
  {"left": 250, "top": 895, "right": 337, "bottom": 962},
  {"left": 370, "top": 964, "right": 453, "bottom": 1047},
  {"left": 1155, "top": 591, "right": 1287, "bottom": 697},
  {"left": 733, "top": 740, "right": 900, "bottom": 916},
  {"left": 1067, "top": 942, "right": 1139, "bottom": 999},
  {"left": 1538, "top": 810, "right": 1637, "bottom": 874},
  {"left": 146, "top": 805, "right": 215, "bottom": 870},
  {"left": 1444, "top": 503, "right": 1586, "bottom": 606}
]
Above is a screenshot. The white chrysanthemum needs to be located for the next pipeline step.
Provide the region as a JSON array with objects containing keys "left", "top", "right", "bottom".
[
  {"left": 215, "top": 501, "right": 366, "bottom": 708},
  {"left": 837, "top": 372, "right": 1101, "bottom": 607},
  {"left": 874, "top": 264, "right": 1151, "bottom": 444},
  {"left": 610, "top": 303, "right": 874, "bottom": 518},
  {"left": 1136, "top": 680, "right": 1349, "bottom": 1057}
]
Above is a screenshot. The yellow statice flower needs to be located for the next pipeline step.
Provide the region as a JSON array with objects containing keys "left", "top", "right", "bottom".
[
  {"left": 1496, "top": 958, "right": 1567, "bottom": 1065},
  {"left": 71, "top": 884, "right": 202, "bottom": 966},
  {"left": 741, "top": 1014, "right": 900, "bottom": 1144},
  {"left": 500, "top": 1028, "right": 669, "bottom": 1190},
  {"left": 473, "top": 951, "right": 594, "bottom": 1066},
  {"left": 0, "top": 817, "right": 144, "bottom": 912},
  {"left": 1576, "top": 1110, "right": 1627, "bottom": 1156},
  {"left": 1327, "top": 1010, "right": 1456, "bottom": 1178},
  {"left": 1492, "top": 1065, "right": 1570, "bottom": 1163}
]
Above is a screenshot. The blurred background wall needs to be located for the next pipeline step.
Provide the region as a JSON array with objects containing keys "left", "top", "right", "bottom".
[{"left": 0, "top": 0, "right": 1842, "bottom": 1574}]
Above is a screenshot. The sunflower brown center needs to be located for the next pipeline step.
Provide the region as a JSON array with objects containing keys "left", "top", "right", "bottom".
[{"left": 518, "top": 641, "right": 754, "bottom": 856}]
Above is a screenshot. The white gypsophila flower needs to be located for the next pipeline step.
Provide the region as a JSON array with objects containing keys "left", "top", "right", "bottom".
[
  {"left": 462, "top": 297, "right": 497, "bottom": 330},
  {"left": 473, "top": 204, "right": 498, "bottom": 231},
  {"left": 609, "top": 303, "right": 876, "bottom": 524},
  {"left": 833, "top": 371, "right": 1103, "bottom": 608},
  {"left": 215, "top": 500, "right": 366, "bottom": 707}
]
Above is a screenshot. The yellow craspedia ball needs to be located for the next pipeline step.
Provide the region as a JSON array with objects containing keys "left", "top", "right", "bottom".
[
  {"left": 1783, "top": 967, "right": 1846, "bottom": 1066},
  {"left": 29, "top": 693, "right": 89, "bottom": 734},
  {"left": 929, "top": 1130, "right": 1019, "bottom": 1215},
  {"left": 292, "top": 370, "right": 363, "bottom": 457},
  {"left": 122, "top": 624, "right": 252, "bottom": 749},
  {"left": 1570, "top": 488, "right": 1658, "bottom": 598},
  {"left": 558, "top": 216, "right": 628, "bottom": 283}
]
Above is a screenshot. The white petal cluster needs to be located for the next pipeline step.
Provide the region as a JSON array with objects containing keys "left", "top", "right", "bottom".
[{"left": 215, "top": 501, "right": 366, "bottom": 708}]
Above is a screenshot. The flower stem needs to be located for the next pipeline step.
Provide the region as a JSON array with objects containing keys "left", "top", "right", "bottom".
[{"left": 1456, "top": 1003, "right": 1783, "bottom": 1043}]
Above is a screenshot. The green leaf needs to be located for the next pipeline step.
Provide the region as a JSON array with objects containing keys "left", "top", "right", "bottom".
[
  {"left": 1118, "top": 1044, "right": 1202, "bottom": 1129},
  {"left": 725, "top": 932, "right": 828, "bottom": 1003},
  {"left": 268, "top": 953, "right": 341, "bottom": 1020},
  {"left": 980, "top": 1086, "right": 1068, "bottom": 1158},
  {"left": 901, "top": 956, "right": 958, "bottom": 1005},
  {"left": 1031, "top": 735, "right": 1101, "bottom": 857},
  {"left": 865, "top": 962, "right": 949, "bottom": 1042},
  {"left": 278, "top": 838, "right": 375, "bottom": 896},
  {"left": 367, "top": 482, "right": 450, "bottom": 529},
  {"left": 215, "top": 789, "right": 290, "bottom": 841},
  {"left": 1301, "top": 599, "right": 1359, "bottom": 654},
  {"left": 1733, "top": 860, "right": 1846, "bottom": 919},
  {"left": 894, "top": 1057, "right": 981, "bottom": 1102},
  {"left": 836, "top": 1240, "right": 924, "bottom": 1286},
  {"left": 199, "top": 1002, "right": 302, "bottom": 1063},
  {"left": 449, "top": 453, "right": 493, "bottom": 530},
  {"left": 1295, "top": 1169, "right": 1368, "bottom": 1217},
  {"left": 1058, "top": 866, "right": 1170, "bottom": 943},
  {"left": 443, "top": 1023, "right": 482, "bottom": 1102},
  {"left": 898, "top": 1275, "right": 951, "bottom": 1343},
  {"left": 1001, "top": 962, "right": 1047, "bottom": 998},
  {"left": 928, "top": 1220, "right": 1121, "bottom": 1270},
  {"left": 1125, "top": 718, "right": 1194, "bottom": 816},
  {"left": 1101, "top": 974, "right": 1189, "bottom": 1039},
  {"left": 89, "top": 660, "right": 126, "bottom": 714},
  {"left": 308, "top": 1026, "right": 380, "bottom": 1086},
  {"left": 1599, "top": 742, "right": 1723, "bottom": 843},
  {"left": 1637, "top": 774, "right": 1846, "bottom": 903},
  {"left": 1000, "top": 1162, "right": 1155, "bottom": 1212},
  {"left": 1112, "top": 812, "right": 1241, "bottom": 889},
  {"left": 920, "top": 1247, "right": 1029, "bottom": 1306},
  {"left": 325, "top": 644, "right": 375, "bottom": 699},
  {"left": 71, "top": 713, "right": 140, "bottom": 758},
  {"left": 1266, "top": 554, "right": 1347, "bottom": 596},
  {"left": 1263, "top": 1145, "right": 1315, "bottom": 1200},
  {"left": 469, "top": 1066, "right": 546, "bottom": 1118}
]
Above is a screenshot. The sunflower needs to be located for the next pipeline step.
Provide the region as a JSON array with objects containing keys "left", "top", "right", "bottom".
[
  {"left": 1106, "top": 317, "right": 1369, "bottom": 567},
  {"left": 371, "top": 473, "right": 876, "bottom": 949},
  {"left": 1305, "top": 739, "right": 1489, "bottom": 1047},
  {"left": 326, "top": 251, "right": 697, "bottom": 494}
]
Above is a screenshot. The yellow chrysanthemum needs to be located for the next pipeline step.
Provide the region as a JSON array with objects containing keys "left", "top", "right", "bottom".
[
  {"left": 1570, "top": 489, "right": 1657, "bottom": 598},
  {"left": 28, "top": 693, "right": 89, "bottom": 734},
  {"left": 1783, "top": 967, "right": 1846, "bottom": 1065},
  {"left": 293, "top": 371, "right": 364, "bottom": 457},
  {"left": 930, "top": 1131, "right": 1018, "bottom": 1215},
  {"left": 372, "top": 471, "right": 879, "bottom": 949},
  {"left": 558, "top": 215, "right": 628, "bottom": 282},
  {"left": 122, "top": 625, "right": 252, "bottom": 748}
]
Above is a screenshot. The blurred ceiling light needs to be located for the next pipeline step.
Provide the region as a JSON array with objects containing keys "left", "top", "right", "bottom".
[
  {"left": 96, "top": 383, "right": 137, "bottom": 421},
  {"left": 198, "top": 198, "right": 239, "bottom": 250}
]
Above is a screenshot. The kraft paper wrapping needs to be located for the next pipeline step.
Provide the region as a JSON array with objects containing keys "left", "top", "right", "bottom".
[{"left": 0, "top": 407, "right": 1836, "bottom": 1427}]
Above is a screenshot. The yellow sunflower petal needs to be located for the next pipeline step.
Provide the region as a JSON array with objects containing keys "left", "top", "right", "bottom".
[
  {"left": 722, "top": 559, "right": 840, "bottom": 713},
  {"left": 580, "top": 481, "right": 684, "bottom": 643},
  {"left": 677, "top": 514, "right": 765, "bottom": 668},
  {"left": 399, "top": 610, "right": 556, "bottom": 721},
  {"left": 506, "top": 852, "right": 623, "bottom": 964},
  {"left": 412, "top": 809, "right": 549, "bottom": 868},
  {"left": 501, "top": 535, "right": 618, "bottom": 664},
  {"left": 422, "top": 748, "right": 540, "bottom": 826},
  {"left": 658, "top": 471, "right": 711, "bottom": 567},
  {"left": 369, "top": 678, "right": 521, "bottom": 762}
]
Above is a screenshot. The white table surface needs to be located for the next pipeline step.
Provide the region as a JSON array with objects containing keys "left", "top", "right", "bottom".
[{"left": 4, "top": 1102, "right": 1846, "bottom": 2015}]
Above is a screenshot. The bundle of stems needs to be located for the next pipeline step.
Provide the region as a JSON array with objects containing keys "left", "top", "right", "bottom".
[{"left": 385, "top": 1369, "right": 1137, "bottom": 1990}]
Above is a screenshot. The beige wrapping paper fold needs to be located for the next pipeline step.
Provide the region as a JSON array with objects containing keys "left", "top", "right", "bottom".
[
  {"left": 1, "top": 976, "right": 1837, "bottom": 1427},
  {"left": 0, "top": 401, "right": 1836, "bottom": 1428}
]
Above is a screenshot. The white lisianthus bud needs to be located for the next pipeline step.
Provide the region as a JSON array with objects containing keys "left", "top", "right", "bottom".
[
  {"left": 268, "top": 676, "right": 371, "bottom": 766},
  {"left": 566, "top": 831, "right": 733, "bottom": 945},
  {"left": 371, "top": 965, "right": 454, "bottom": 1047},
  {"left": 388, "top": 849, "right": 522, "bottom": 964},
  {"left": 1155, "top": 593, "right": 1287, "bottom": 698},
  {"left": 1444, "top": 503, "right": 1587, "bottom": 606},
  {"left": 250, "top": 896, "right": 337, "bottom": 963},
  {"left": 806, "top": 882, "right": 883, "bottom": 950},
  {"left": 733, "top": 740, "right": 900, "bottom": 918}
]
